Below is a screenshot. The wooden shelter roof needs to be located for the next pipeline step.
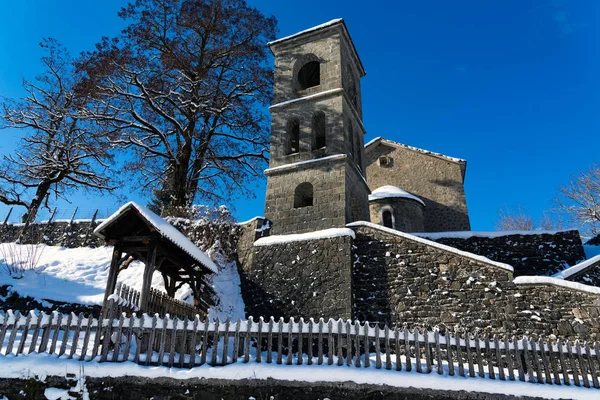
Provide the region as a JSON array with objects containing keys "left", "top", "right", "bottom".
[{"left": 94, "top": 202, "right": 218, "bottom": 275}]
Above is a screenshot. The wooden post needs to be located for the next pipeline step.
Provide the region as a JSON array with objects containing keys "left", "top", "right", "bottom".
[
  {"left": 3, "top": 207, "right": 13, "bottom": 226},
  {"left": 277, "top": 318, "right": 284, "bottom": 365},
  {"left": 102, "top": 245, "right": 123, "bottom": 315},
  {"left": 139, "top": 242, "right": 157, "bottom": 313},
  {"left": 83, "top": 209, "right": 99, "bottom": 246}
]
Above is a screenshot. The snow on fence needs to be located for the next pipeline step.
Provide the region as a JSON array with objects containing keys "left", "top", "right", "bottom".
[
  {"left": 0, "top": 309, "right": 599, "bottom": 389},
  {"left": 105, "top": 282, "right": 199, "bottom": 320}
]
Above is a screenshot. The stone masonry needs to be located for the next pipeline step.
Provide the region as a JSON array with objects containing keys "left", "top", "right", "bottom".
[
  {"left": 350, "top": 223, "right": 600, "bottom": 340},
  {"left": 365, "top": 138, "right": 470, "bottom": 232},
  {"left": 369, "top": 197, "right": 425, "bottom": 233},
  {"left": 419, "top": 230, "right": 585, "bottom": 277},
  {"left": 239, "top": 234, "right": 354, "bottom": 320},
  {"left": 264, "top": 19, "right": 370, "bottom": 235}
]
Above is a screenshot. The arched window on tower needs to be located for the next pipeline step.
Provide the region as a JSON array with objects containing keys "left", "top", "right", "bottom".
[
  {"left": 298, "top": 61, "right": 320, "bottom": 90},
  {"left": 312, "top": 112, "right": 326, "bottom": 150},
  {"left": 381, "top": 208, "right": 394, "bottom": 229},
  {"left": 294, "top": 182, "right": 314, "bottom": 208},
  {"left": 286, "top": 118, "right": 300, "bottom": 155}
]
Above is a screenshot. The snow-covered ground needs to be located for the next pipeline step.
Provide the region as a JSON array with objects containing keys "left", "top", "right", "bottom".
[
  {"left": 0, "top": 353, "right": 597, "bottom": 400},
  {"left": 0, "top": 242, "right": 245, "bottom": 320}
]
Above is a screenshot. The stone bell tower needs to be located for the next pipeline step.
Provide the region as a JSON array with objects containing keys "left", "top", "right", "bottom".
[{"left": 264, "top": 19, "right": 371, "bottom": 235}]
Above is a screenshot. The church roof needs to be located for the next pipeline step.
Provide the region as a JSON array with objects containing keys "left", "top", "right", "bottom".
[{"left": 368, "top": 185, "right": 425, "bottom": 206}]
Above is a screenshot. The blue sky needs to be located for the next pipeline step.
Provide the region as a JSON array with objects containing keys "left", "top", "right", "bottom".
[{"left": 0, "top": 0, "right": 598, "bottom": 229}]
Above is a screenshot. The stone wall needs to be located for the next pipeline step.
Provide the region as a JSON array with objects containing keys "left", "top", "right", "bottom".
[
  {"left": 0, "top": 376, "right": 544, "bottom": 400},
  {"left": 0, "top": 220, "right": 103, "bottom": 248},
  {"left": 365, "top": 140, "right": 470, "bottom": 232},
  {"left": 563, "top": 257, "right": 600, "bottom": 287},
  {"left": 239, "top": 234, "right": 353, "bottom": 320},
  {"left": 350, "top": 223, "right": 600, "bottom": 341},
  {"left": 419, "top": 230, "right": 585, "bottom": 277},
  {"left": 369, "top": 197, "right": 425, "bottom": 233},
  {"left": 264, "top": 156, "right": 370, "bottom": 235}
]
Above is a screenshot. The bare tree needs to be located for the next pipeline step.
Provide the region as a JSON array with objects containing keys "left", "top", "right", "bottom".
[
  {"left": 496, "top": 206, "right": 534, "bottom": 231},
  {"left": 0, "top": 39, "right": 115, "bottom": 223},
  {"left": 557, "top": 164, "right": 600, "bottom": 235},
  {"left": 78, "top": 0, "right": 277, "bottom": 212}
]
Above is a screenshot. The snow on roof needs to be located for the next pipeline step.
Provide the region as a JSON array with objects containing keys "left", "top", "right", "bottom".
[
  {"left": 254, "top": 228, "right": 355, "bottom": 247},
  {"left": 268, "top": 19, "right": 343, "bottom": 47},
  {"left": 553, "top": 255, "right": 600, "bottom": 280},
  {"left": 347, "top": 221, "right": 514, "bottom": 272},
  {"left": 514, "top": 275, "right": 600, "bottom": 295},
  {"left": 414, "top": 229, "right": 572, "bottom": 240},
  {"left": 237, "top": 216, "right": 265, "bottom": 226},
  {"left": 364, "top": 137, "right": 465, "bottom": 164},
  {"left": 368, "top": 186, "right": 425, "bottom": 206},
  {"left": 94, "top": 202, "right": 218, "bottom": 273}
]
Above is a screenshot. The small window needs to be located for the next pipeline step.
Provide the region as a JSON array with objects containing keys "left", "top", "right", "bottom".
[
  {"left": 379, "top": 156, "right": 392, "bottom": 167},
  {"left": 294, "top": 182, "right": 313, "bottom": 208},
  {"left": 312, "top": 112, "right": 326, "bottom": 150},
  {"left": 382, "top": 210, "right": 393, "bottom": 229},
  {"left": 287, "top": 119, "right": 300, "bottom": 155},
  {"left": 298, "top": 61, "right": 320, "bottom": 90}
]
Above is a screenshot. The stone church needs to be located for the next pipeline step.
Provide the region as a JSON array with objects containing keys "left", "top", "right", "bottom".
[
  {"left": 237, "top": 19, "right": 600, "bottom": 341},
  {"left": 263, "top": 19, "right": 470, "bottom": 236}
]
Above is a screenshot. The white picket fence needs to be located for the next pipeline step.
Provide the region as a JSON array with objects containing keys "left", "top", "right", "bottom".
[{"left": 0, "top": 309, "right": 599, "bottom": 389}]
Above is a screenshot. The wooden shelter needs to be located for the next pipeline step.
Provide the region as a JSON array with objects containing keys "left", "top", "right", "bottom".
[{"left": 94, "top": 202, "right": 217, "bottom": 316}]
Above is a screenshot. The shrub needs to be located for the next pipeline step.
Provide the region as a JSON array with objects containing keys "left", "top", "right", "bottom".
[{"left": 0, "top": 242, "right": 45, "bottom": 279}]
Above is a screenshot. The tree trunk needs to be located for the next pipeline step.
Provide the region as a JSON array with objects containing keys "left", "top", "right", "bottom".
[
  {"left": 21, "top": 181, "right": 52, "bottom": 224},
  {"left": 170, "top": 140, "right": 193, "bottom": 208}
]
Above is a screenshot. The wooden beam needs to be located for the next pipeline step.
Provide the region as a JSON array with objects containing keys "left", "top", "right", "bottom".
[
  {"left": 102, "top": 244, "right": 123, "bottom": 312},
  {"left": 139, "top": 241, "right": 158, "bottom": 313}
]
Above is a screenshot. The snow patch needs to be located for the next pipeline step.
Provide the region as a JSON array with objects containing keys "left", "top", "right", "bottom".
[
  {"left": 0, "top": 354, "right": 597, "bottom": 400},
  {"left": 368, "top": 186, "right": 425, "bottom": 206},
  {"left": 553, "top": 255, "right": 600, "bottom": 280},
  {"left": 255, "top": 228, "right": 356, "bottom": 247}
]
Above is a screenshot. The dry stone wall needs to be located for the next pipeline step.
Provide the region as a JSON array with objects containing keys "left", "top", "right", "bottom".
[
  {"left": 350, "top": 224, "right": 600, "bottom": 341},
  {"left": 239, "top": 235, "right": 353, "bottom": 320},
  {"left": 0, "top": 221, "right": 103, "bottom": 248},
  {"left": 420, "top": 230, "right": 585, "bottom": 277}
]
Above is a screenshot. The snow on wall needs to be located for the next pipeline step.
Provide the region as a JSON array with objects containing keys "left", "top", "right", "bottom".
[
  {"left": 553, "top": 255, "right": 600, "bottom": 280},
  {"left": 347, "top": 221, "right": 514, "bottom": 272},
  {"left": 254, "top": 228, "right": 356, "bottom": 247},
  {"left": 514, "top": 275, "right": 600, "bottom": 295}
]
